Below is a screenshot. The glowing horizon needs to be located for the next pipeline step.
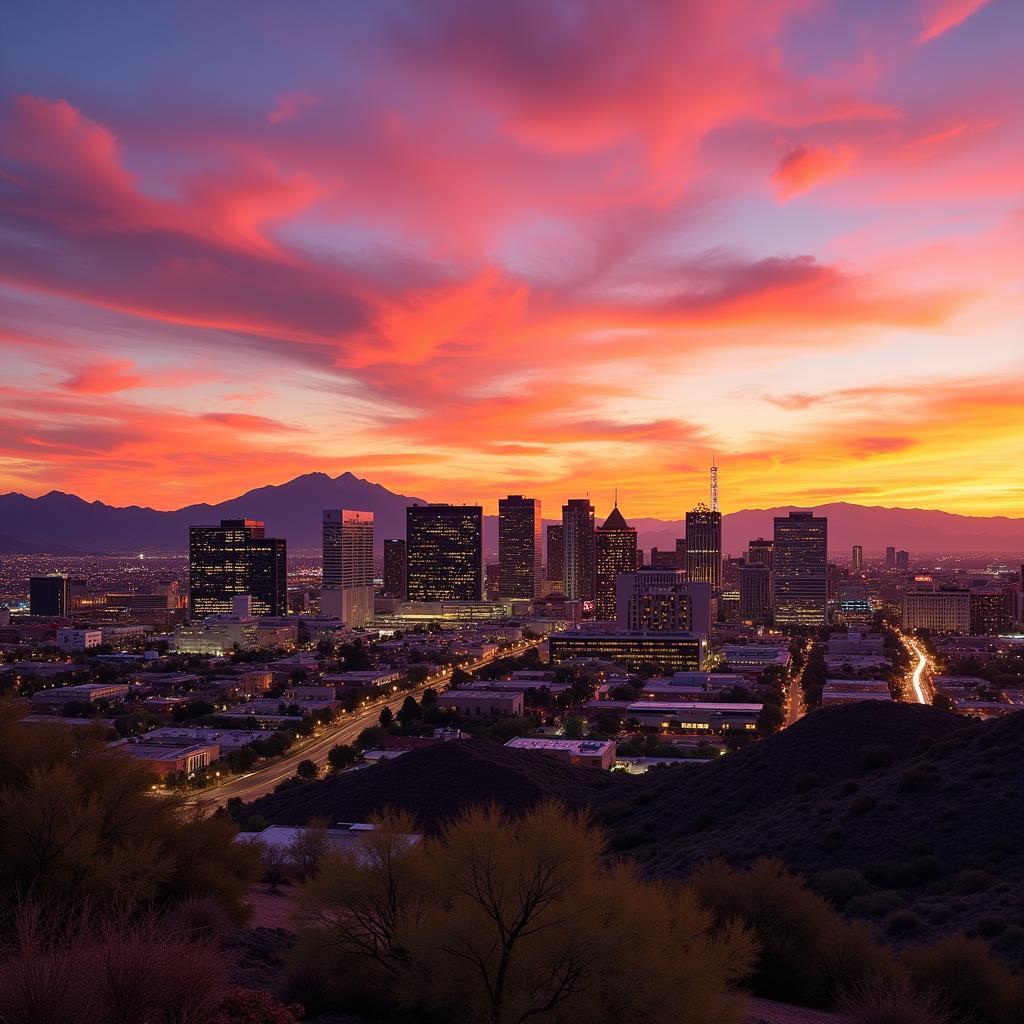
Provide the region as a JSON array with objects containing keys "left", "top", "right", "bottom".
[{"left": 1, "top": 1, "right": 1022, "bottom": 518}]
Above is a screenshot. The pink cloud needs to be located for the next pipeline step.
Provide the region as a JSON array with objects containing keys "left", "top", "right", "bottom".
[
  {"left": 63, "top": 360, "right": 147, "bottom": 394},
  {"left": 917, "top": 0, "right": 992, "bottom": 42},
  {"left": 268, "top": 92, "right": 320, "bottom": 125}
]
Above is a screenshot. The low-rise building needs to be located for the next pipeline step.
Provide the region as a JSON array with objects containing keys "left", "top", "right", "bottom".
[
  {"left": 548, "top": 630, "right": 706, "bottom": 672},
  {"left": 135, "top": 726, "right": 274, "bottom": 752},
  {"left": 55, "top": 628, "right": 103, "bottom": 652},
  {"left": 821, "top": 679, "right": 892, "bottom": 706},
  {"left": 624, "top": 700, "right": 762, "bottom": 733},
  {"left": 322, "top": 670, "right": 403, "bottom": 690},
  {"left": 118, "top": 739, "right": 219, "bottom": 779},
  {"left": 504, "top": 737, "right": 616, "bottom": 770},
  {"left": 438, "top": 690, "right": 524, "bottom": 717},
  {"left": 30, "top": 682, "right": 130, "bottom": 709},
  {"left": 640, "top": 672, "right": 744, "bottom": 701}
]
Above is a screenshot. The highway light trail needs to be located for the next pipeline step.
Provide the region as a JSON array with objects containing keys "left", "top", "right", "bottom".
[{"left": 906, "top": 636, "right": 930, "bottom": 704}]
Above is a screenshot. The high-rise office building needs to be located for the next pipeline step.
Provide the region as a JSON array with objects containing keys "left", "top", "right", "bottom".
[
  {"left": 594, "top": 503, "right": 637, "bottom": 620},
  {"left": 772, "top": 511, "right": 828, "bottom": 627},
  {"left": 969, "top": 589, "right": 1016, "bottom": 636},
  {"left": 545, "top": 525, "right": 564, "bottom": 585},
  {"left": 851, "top": 544, "right": 863, "bottom": 572},
  {"left": 382, "top": 539, "right": 406, "bottom": 599},
  {"left": 885, "top": 546, "right": 897, "bottom": 570},
  {"left": 498, "top": 495, "right": 542, "bottom": 599},
  {"left": 406, "top": 504, "right": 483, "bottom": 601},
  {"left": 675, "top": 537, "right": 687, "bottom": 573},
  {"left": 188, "top": 519, "right": 287, "bottom": 618},
  {"left": 747, "top": 538, "right": 774, "bottom": 570},
  {"left": 562, "top": 499, "right": 596, "bottom": 602},
  {"left": 29, "top": 573, "right": 70, "bottom": 617},
  {"left": 685, "top": 503, "right": 721, "bottom": 589},
  {"left": 902, "top": 586, "right": 969, "bottom": 633},
  {"left": 649, "top": 547, "right": 680, "bottom": 568},
  {"left": 739, "top": 564, "right": 771, "bottom": 622},
  {"left": 896, "top": 549, "right": 909, "bottom": 571},
  {"left": 615, "top": 568, "right": 711, "bottom": 637},
  {"left": 321, "top": 509, "right": 374, "bottom": 627}
]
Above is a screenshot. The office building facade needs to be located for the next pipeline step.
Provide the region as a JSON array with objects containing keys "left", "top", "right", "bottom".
[
  {"left": 498, "top": 495, "right": 542, "bottom": 599},
  {"left": 406, "top": 504, "right": 483, "bottom": 601},
  {"left": 772, "top": 511, "right": 828, "bottom": 627},
  {"left": 188, "top": 519, "right": 287, "bottom": 618},
  {"left": 685, "top": 504, "right": 722, "bottom": 590},
  {"left": 851, "top": 545, "right": 863, "bottom": 572},
  {"left": 594, "top": 504, "right": 638, "bottom": 620},
  {"left": 562, "top": 499, "right": 596, "bottom": 603},
  {"left": 545, "top": 524, "right": 564, "bottom": 585},
  {"left": 382, "top": 539, "right": 406, "bottom": 599},
  {"left": 321, "top": 509, "right": 374, "bottom": 628},
  {"left": 615, "top": 569, "right": 711, "bottom": 637},
  {"left": 548, "top": 630, "right": 706, "bottom": 673},
  {"left": 29, "top": 573, "right": 70, "bottom": 617},
  {"left": 902, "top": 586, "right": 970, "bottom": 634},
  {"left": 739, "top": 563, "right": 771, "bottom": 622}
]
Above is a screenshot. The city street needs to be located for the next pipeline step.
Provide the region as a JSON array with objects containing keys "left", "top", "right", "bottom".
[{"left": 197, "top": 638, "right": 540, "bottom": 810}]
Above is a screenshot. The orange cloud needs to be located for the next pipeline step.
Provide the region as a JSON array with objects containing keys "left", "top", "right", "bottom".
[
  {"left": 63, "top": 360, "right": 147, "bottom": 394},
  {"left": 771, "top": 145, "right": 855, "bottom": 200}
]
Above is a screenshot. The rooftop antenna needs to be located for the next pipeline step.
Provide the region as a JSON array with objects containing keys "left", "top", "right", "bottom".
[
  {"left": 710, "top": 457, "right": 719, "bottom": 513},
  {"left": 614, "top": 486, "right": 618, "bottom": 508}
]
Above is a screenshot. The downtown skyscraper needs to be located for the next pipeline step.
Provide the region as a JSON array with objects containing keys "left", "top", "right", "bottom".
[
  {"left": 406, "top": 504, "right": 483, "bottom": 601},
  {"left": 188, "top": 518, "right": 287, "bottom": 618},
  {"left": 382, "top": 538, "right": 406, "bottom": 599},
  {"left": 497, "top": 495, "right": 542, "bottom": 599},
  {"left": 685, "top": 503, "right": 722, "bottom": 590},
  {"left": 594, "top": 502, "right": 637, "bottom": 620},
  {"left": 772, "top": 510, "right": 828, "bottom": 627},
  {"left": 562, "top": 498, "right": 596, "bottom": 602},
  {"left": 321, "top": 509, "right": 374, "bottom": 627}
]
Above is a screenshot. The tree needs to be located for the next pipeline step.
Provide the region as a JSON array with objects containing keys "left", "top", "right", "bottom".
[
  {"left": 449, "top": 667, "right": 472, "bottom": 687},
  {"left": 327, "top": 743, "right": 358, "bottom": 771},
  {"left": 421, "top": 687, "right": 438, "bottom": 707},
  {"left": 355, "top": 726, "right": 388, "bottom": 751},
  {"left": 287, "top": 818, "right": 332, "bottom": 881},
  {"left": 379, "top": 706, "right": 394, "bottom": 728},
  {"left": 561, "top": 716, "right": 585, "bottom": 739},
  {"left": 296, "top": 759, "right": 318, "bottom": 781},
  {"left": 396, "top": 695, "right": 421, "bottom": 725}
]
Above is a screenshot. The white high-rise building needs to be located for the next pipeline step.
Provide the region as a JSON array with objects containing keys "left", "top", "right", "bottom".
[{"left": 322, "top": 509, "right": 374, "bottom": 627}]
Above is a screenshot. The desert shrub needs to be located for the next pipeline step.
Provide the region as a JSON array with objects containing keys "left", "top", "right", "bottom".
[
  {"left": 973, "top": 917, "right": 1007, "bottom": 939},
  {"left": 0, "top": 903, "right": 228, "bottom": 1024},
  {"left": 793, "top": 771, "right": 821, "bottom": 793},
  {"left": 904, "top": 935, "right": 1024, "bottom": 1024},
  {"left": 898, "top": 768, "right": 934, "bottom": 793},
  {"left": 886, "top": 910, "right": 923, "bottom": 937},
  {"left": 294, "top": 802, "right": 755, "bottom": 1024},
  {"left": 690, "top": 859, "right": 891, "bottom": 1008},
  {"left": 848, "top": 794, "right": 878, "bottom": 816},
  {"left": 243, "top": 814, "right": 267, "bottom": 833},
  {"left": 848, "top": 890, "right": 906, "bottom": 919},
  {"left": 912, "top": 855, "right": 943, "bottom": 881},
  {"left": 162, "top": 894, "right": 234, "bottom": 943},
  {"left": 287, "top": 819, "right": 332, "bottom": 880},
  {"left": 865, "top": 860, "right": 919, "bottom": 889},
  {"left": 819, "top": 826, "right": 847, "bottom": 851},
  {"left": 813, "top": 868, "right": 873, "bottom": 909},
  {"left": 957, "top": 870, "right": 993, "bottom": 895},
  {"left": 208, "top": 988, "right": 303, "bottom": 1024},
  {"left": 856, "top": 745, "right": 898, "bottom": 773},
  {"left": 0, "top": 702, "right": 259, "bottom": 921},
  {"left": 839, "top": 974, "right": 952, "bottom": 1024}
]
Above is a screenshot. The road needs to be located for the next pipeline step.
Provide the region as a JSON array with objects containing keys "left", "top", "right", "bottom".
[
  {"left": 197, "top": 639, "right": 540, "bottom": 810},
  {"left": 784, "top": 639, "right": 812, "bottom": 727},
  {"left": 899, "top": 631, "right": 932, "bottom": 704}
]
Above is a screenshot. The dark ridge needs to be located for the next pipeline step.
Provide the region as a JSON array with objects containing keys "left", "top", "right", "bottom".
[{"left": 240, "top": 739, "right": 618, "bottom": 832}]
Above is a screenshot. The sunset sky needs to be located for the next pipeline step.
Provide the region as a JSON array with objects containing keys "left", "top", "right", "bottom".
[{"left": 1, "top": 0, "right": 1022, "bottom": 518}]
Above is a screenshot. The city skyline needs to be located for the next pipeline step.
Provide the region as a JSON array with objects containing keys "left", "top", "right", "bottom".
[{"left": 1, "top": 2, "right": 1022, "bottom": 518}]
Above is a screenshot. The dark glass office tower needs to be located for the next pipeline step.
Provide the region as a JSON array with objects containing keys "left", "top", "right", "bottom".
[
  {"left": 498, "top": 495, "right": 542, "bottom": 599},
  {"left": 594, "top": 503, "right": 637, "bottom": 620},
  {"left": 406, "top": 504, "right": 483, "bottom": 601},
  {"left": 685, "top": 503, "right": 721, "bottom": 589},
  {"left": 383, "top": 538, "right": 406, "bottom": 598},
  {"left": 772, "top": 510, "right": 828, "bottom": 627},
  {"left": 188, "top": 518, "right": 287, "bottom": 618},
  {"left": 561, "top": 499, "right": 595, "bottom": 602},
  {"left": 546, "top": 524, "right": 564, "bottom": 584},
  {"left": 29, "top": 573, "right": 70, "bottom": 616}
]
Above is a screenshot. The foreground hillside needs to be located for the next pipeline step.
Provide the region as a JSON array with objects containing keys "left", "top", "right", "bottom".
[{"left": 239, "top": 703, "right": 1023, "bottom": 958}]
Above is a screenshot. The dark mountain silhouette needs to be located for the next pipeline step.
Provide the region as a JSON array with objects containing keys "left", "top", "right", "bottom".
[{"left": 1, "top": 474, "right": 1022, "bottom": 554}]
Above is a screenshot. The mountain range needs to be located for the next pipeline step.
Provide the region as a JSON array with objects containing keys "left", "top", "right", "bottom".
[{"left": 0, "top": 472, "right": 1022, "bottom": 556}]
